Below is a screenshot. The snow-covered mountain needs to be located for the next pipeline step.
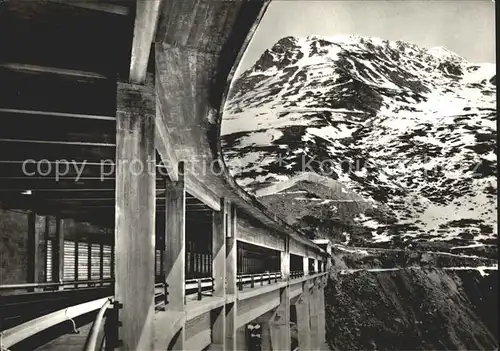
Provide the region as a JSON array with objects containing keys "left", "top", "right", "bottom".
[{"left": 221, "top": 35, "right": 497, "bottom": 252}]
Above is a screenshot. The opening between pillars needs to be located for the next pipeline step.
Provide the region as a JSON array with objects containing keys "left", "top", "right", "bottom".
[
  {"left": 290, "top": 253, "right": 304, "bottom": 279},
  {"left": 154, "top": 193, "right": 215, "bottom": 304},
  {"left": 236, "top": 241, "right": 282, "bottom": 290}
]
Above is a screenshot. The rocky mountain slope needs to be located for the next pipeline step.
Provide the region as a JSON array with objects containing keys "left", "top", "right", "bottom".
[
  {"left": 326, "top": 267, "right": 498, "bottom": 350},
  {"left": 221, "top": 35, "right": 497, "bottom": 252},
  {"left": 325, "top": 245, "right": 498, "bottom": 350}
]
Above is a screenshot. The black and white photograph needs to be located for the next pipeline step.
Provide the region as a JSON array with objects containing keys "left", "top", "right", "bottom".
[{"left": 0, "top": 0, "right": 497, "bottom": 350}]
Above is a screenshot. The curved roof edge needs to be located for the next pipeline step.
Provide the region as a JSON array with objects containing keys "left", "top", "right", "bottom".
[{"left": 214, "top": 1, "right": 323, "bottom": 252}]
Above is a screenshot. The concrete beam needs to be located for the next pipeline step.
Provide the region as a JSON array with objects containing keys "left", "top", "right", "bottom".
[
  {"left": 155, "top": 94, "right": 178, "bottom": 181},
  {"left": 115, "top": 79, "right": 156, "bottom": 350},
  {"left": 237, "top": 290, "right": 281, "bottom": 328},
  {"left": 185, "top": 329, "right": 211, "bottom": 350},
  {"left": 185, "top": 172, "right": 221, "bottom": 211},
  {"left": 237, "top": 214, "right": 285, "bottom": 252},
  {"left": 290, "top": 237, "right": 307, "bottom": 257},
  {"left": 129, "top": 1, "right": 162, "bottom": 84}
]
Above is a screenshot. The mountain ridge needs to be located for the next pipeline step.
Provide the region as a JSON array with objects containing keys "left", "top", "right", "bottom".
[{"left": 221, "top": 34, "right": 496, "bottom": 253}]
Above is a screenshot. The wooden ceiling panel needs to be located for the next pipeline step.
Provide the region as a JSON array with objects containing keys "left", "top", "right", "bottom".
[
  {"left": 0, "top": 140, "right": 115, "bottom": 163},
  {"left": 0, "top": 109, "right": 116, "bottom": 144},
  {"left": 0, "top": 1, "right": 135, "bottom": 76},
  {"left": 0, "top": 68, "right": 117, "bottom": 116}
]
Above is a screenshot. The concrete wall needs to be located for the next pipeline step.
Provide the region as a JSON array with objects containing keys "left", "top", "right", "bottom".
[
  {"left": 0, "top": 209, "right": 47, "bottom": 285},
  {"left": 237, "top": 212, "right": 285, "bottom": 252},
  {"left": 0, "top": 210, "right": 112, "bottom": 286},
  {"left": 0, "top": 209, "right": 30, "bottom": 284}
]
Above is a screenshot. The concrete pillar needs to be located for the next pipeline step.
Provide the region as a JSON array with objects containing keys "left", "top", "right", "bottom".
[
  {"left": 164, "top": 162, "right": 186, "bottom": 350},
  {"left": 253, "top": 309, "right": 277, "bottom": 351},
  {"left": 27, "top": 211, "right": 39, "bottom": 290},
  {"left": 303, "top": 256, "right": 309, "bottom": 276},
  {"left": 53, "top": 217, "right": 64, "bottom": 289},
  {"left": 269, "top": 236, "right": 291, "bottom": 350},
  {"left": 114, "top": 79, "right": 156, "bottom": 350},
  {"left": 225, "top": 203, "right": 238, "bottom": 350},
  {"left": 295, "top": 281, "right": 311, "bottom": 350},
  {"left": 317, "top": 278, "right": 327, "bottom": 349},
  {"left": 235, "top": 326, "right": 247, "bottom": 350},
  {"left": 309, "top": 279, "right": 320, "bottom": 350},
  {"left": 212, "top": 198, "right": 226, "bottom": 348},
  {"left": 261, "top": 321, "right": 271, "bottom": 351}
]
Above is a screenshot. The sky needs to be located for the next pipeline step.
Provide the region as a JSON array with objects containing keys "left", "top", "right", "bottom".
[{"left": 237, "top": 0, "right": 496, "bottom": 74}]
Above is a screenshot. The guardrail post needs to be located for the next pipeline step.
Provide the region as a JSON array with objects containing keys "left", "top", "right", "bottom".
[
  {"left": 104, "top": 301, "right": 122, "bottom": 350},
  {"left": 260, "top": 273, "right": 264, "bottom": 286},
  {"left": 197, "top": 279, "right": 202, "bottom": 301},
  {"left": 238, "top": 275, "right": 243, "bottom": 291},
  {"left": 250, "top": 275, "right": 254, "bottom": 288},
  {"left": 165, "top": 282, "right": 169, "bottom": 305}
]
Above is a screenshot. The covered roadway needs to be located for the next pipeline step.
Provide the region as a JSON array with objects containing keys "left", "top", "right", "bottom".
[{"left": 0, "top": 0, "right": 331, "bottom": 350}]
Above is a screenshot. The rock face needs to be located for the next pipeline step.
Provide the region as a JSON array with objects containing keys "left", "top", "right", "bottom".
[
  {"left": 325, "top": 245, "right": 498, "bottom": 350},
  {"left": 326, "top": 268, "right": 498, "bottom": 351},
  {"left": 222, "top": 35, "right": 497, "bottom": 251}
]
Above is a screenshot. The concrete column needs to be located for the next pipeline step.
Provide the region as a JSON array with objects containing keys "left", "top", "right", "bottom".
[
  {"left": 114, "top": 79, "right": 156, "bottom": 350},
  {"left": 53, "top": 217, "right": 64, "bottom": 289},
  {"left": 303, "top": 256, "right": 309, "bottom": 276},
  {"left": 295, "top": 281, "right": 311, "bottom": 350},
  {"left": 261, "top": 321, "right": 271, "bottom": 351},
  {"left": 164, "top": 162, "right": 186, "bottom": 350},
  {"left": 225, "top": 203, "right": 238, "bottom": 350},
  {"left": 269, "top": 236, "right": 290, "bottom": 350},
  {"left": 253, "top": 309, "right": 277, "bottom": 351},
  {"left": 235, "top": 326, "right": 247, "bottom": 350},
  {"left": 27, "top": 211, "right": 39, "bottom": 289},
  {"left": 309, "top": 279, "right": 320, "bottom": 350},
  {"left": 212, "top": 198, "right": 226, "bottom": 348},
  {"left": 317, "top": 278, "right": 327, "bottom": 349}
]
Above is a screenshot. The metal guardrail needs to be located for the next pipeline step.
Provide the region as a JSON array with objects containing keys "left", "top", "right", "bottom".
[
  {"left": 290, "top": 271, "right": 305, "bottom": 279},
  {"left": 237, "top": 272, "right": 282, "bottom": 291},
  {"left": 155, "top": 278, "right": 214, "bottom": 304},
  {"left": 185, "top": 277, "right": 214, "bottom": 301},
  {"left": 0, "top": 271, "right": 328, "bottom": 349},
  {"left": 83, "top": 297, "right": 114, "bottom": 351},
  {"left": 0, "top": 279, "right": 113, "bottom": 291},
  {"left": 0, "top": 297, "right": 111, "bottom": 349},
  {"left": 155, "top": 283, "right": 168, "bottom": 311}
]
